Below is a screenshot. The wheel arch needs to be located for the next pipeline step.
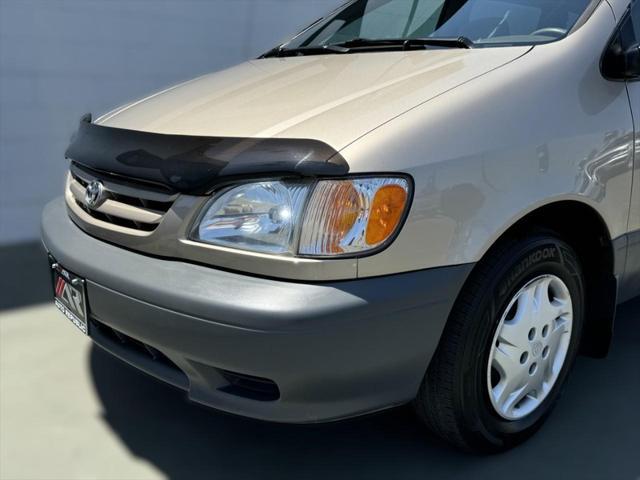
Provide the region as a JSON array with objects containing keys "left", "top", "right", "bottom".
[{"left": 475, "top": 199, "right": 619, "bottom": 358}]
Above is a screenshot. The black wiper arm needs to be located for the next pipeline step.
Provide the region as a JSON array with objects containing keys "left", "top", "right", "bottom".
[
  {"left": 404, "top": 36, "right": 474, "bottom": 49},
  {"left": 259, "top": 36, "right": 474, "bottom": 58},
  {"left": 333, "top": 36, "right": 474, "bottom": 50},
  {"left": 260, "top": 44, "right": 350, "bottom": 58}
]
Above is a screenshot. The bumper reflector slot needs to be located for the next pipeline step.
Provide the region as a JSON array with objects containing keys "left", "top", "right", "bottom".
[
  {"left": 90, "top": 319, "right": 185, "bottom": 379},
  {"left": 219, "top": 370, "right": 280, "bottom": 402}
]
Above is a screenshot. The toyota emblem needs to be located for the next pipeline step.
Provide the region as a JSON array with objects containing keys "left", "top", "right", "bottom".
[{"left": 85, "top": 181, "right": 105, "bottom": 209}]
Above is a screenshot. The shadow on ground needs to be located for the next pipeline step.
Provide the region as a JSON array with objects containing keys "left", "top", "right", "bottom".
[
  {"left": 0, "top": 241, "right": 51, "bottom": 311},
  {"left": 89, "top": 299, "right": 640, "bottom": 480}
]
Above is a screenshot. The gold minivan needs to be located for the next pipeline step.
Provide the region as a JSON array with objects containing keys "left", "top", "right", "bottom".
[{"left": 43, "top": 0, "right": 639, "bottom": 452}]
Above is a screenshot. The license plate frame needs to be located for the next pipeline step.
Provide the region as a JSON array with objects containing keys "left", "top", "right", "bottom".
[{"left": 50, "top": 257, "right": 89, "bottom": 335}]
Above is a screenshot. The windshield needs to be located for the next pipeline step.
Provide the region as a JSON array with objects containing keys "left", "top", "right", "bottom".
[{"left": 285, "top": 0, "right": 593, "bottom": 50}]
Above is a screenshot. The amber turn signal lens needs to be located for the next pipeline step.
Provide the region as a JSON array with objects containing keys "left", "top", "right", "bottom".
[
  {"left": 298, "top": 177, "right": 410, "bottom": 257},
  {"left": 365, "top": 185, "right": 408, "bottom": 246},
  {"left": 326, "top": 182, "right": 361, "bottom": 253}
]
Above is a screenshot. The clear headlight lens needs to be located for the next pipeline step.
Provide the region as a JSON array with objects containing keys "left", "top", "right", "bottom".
[
  {"left": 195, "top": 181, "right": 308, "bottom": 255},
  {"left": 193, "top": 177, "right": 411, "bottom": 257}
]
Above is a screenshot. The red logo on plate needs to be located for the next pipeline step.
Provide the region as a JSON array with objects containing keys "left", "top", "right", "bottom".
[{"left": 55, "top": 277, "right": 66, "bottom": 297}]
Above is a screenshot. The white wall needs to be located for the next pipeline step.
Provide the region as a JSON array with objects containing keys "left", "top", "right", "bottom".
[{"left": 0, "top": 0, "right": 342, "bottom": 245}]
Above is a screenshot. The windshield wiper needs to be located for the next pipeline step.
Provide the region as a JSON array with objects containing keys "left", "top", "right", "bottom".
[
  {"left": 333, "top": 36, "right": 474, "bottom": 50},
  {"left": 261, "top": 36, "right": 474, "bottom": 58},
  {"left": 261, "top": 44, "right": 350, "bottom": 58}
]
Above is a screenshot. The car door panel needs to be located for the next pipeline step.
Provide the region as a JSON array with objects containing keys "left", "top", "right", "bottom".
[{"left": 619, "top": 0, "right": 640, "bottom": 301}]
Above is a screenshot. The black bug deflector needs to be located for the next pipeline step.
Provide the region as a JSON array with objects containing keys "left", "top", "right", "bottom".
[{"left": 65, "top": 114, "right": 349, "bottom": 194}]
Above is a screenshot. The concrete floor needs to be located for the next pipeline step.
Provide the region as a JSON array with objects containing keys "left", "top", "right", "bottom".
[{"left": 0, "top": 243, "right": 639, "bottom": 480}]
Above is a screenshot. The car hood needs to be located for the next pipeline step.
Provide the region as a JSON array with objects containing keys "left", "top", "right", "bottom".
[{"left": 98, "top": 47, "right": 530, "bottom": 151}]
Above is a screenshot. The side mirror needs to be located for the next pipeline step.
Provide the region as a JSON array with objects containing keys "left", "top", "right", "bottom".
[{"left": 602, "top": 40, "right": 640, "bottom": 80}]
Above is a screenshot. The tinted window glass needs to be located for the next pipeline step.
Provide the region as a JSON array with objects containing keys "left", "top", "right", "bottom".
[
  {"left": 602, "top": 1, "right": 640, "bottom": 79},
  {"left": 289, "top": 0, "right": 593, "bottom": 48},
  {"left": 619, "top": 1, "right": 638, "bottom": 50}
]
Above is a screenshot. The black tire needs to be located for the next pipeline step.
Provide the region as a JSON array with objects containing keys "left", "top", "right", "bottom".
[{"left": 414, "top": 231, "right": 585, "bottom": 452}]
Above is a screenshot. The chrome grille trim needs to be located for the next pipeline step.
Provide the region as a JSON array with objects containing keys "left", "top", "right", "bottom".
[{"left": 66, "top": 166, "right": 177, "bottom": 234}]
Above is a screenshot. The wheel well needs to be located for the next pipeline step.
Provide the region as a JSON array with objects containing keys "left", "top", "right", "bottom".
[{"left": 494, "top": 201, "right": 617, "bottom": 358}]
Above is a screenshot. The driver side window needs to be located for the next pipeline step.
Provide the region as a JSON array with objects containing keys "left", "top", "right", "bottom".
[
  {"left": 621, "top": 0, "right": 639, "bottom": 50},
  {"left": 624, "top": 0, "right": 640, "bottom": 79},
  {"left": 602, "top": 0, "right": 640, "bottom": 80}
]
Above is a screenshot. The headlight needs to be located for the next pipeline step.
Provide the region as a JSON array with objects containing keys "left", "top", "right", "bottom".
[
  {"left": 195, "top": 181, "right": 308, "bottom": 255},
  {"left": 193, "top": 176, "right": 411, "bottom": 258}
]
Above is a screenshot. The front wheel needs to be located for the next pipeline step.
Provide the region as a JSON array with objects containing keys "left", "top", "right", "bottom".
[{"left": 414, "top": 232, "right": 584, "bottom": 452}]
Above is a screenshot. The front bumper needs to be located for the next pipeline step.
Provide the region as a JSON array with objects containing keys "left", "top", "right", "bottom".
[{"left": 42, "top": 197, "right": 472, "bottom": 423}]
